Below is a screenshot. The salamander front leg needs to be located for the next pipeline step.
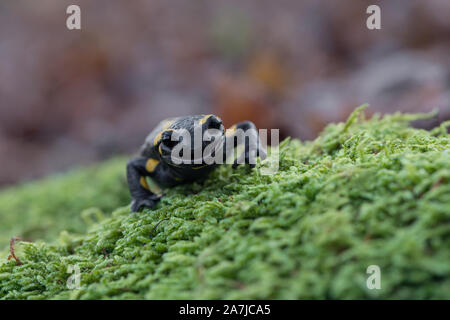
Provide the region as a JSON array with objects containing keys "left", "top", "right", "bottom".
[
  {"left": 225, "top": 121, "right": 267, "bottom": 168},
  {"left": 126, "top": 157, "right": 162, "bottom": 212}
]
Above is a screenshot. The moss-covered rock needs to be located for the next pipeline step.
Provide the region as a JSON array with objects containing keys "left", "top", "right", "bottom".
[{"left": 0, "top": 107, "right": 449, "bottom": 299}]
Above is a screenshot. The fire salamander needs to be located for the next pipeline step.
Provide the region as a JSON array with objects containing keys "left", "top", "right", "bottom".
[{"left": 126, "top": 115, "right": 267, "bottom": 212}]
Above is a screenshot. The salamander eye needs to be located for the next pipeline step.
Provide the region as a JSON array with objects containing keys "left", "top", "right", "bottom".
[
  {"left": 163, "top": 139, "right": 178, "bottom": 149},
  {"left": 162, "top": 131, "right": 180, "bottom": 149},
  {"left": 206, "top": 116, "right": 222, "bottom": 130}
]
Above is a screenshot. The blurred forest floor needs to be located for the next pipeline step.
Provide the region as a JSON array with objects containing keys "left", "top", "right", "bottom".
[{"left": 0, "top": 0, "right": 449, "bottom": 187}]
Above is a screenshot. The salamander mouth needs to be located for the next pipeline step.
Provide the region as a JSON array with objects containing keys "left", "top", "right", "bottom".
[{"left": 162, "top": 133, "right": 224, "bottom": 167}]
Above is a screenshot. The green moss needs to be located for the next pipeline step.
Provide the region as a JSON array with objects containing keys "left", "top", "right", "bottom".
[
  {"left": 0, "top": 107, "right": 449, "bottom": 299},
  {"left": 0, "top": 158, "right": 129, "bottom": 247}
]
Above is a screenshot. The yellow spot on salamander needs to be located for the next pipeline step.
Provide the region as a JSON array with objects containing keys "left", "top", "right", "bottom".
[
  {"left": 140, "top": 176, "right": 150, "bottom": 190},
  {"left": 225, "top": 125, "right": 237, "bottom": 137},
  {"left": 146, "top": 158, "right": 160, "bottom": 172},
  {"left": 153, "top": 131, "right": 163, "bottom": 146},
  {"left": 199, "top": 114, "right": 213, "bottom": 125}
]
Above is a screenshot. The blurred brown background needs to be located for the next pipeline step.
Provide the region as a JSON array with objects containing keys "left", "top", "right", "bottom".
[{"left": 0, "top": 0, "right": 449, "bottom": 187}]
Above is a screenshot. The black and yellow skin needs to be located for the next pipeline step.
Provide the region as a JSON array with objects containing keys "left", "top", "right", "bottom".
[{"left": 126, "top": 114, "right": 267, "bottom": 212}]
